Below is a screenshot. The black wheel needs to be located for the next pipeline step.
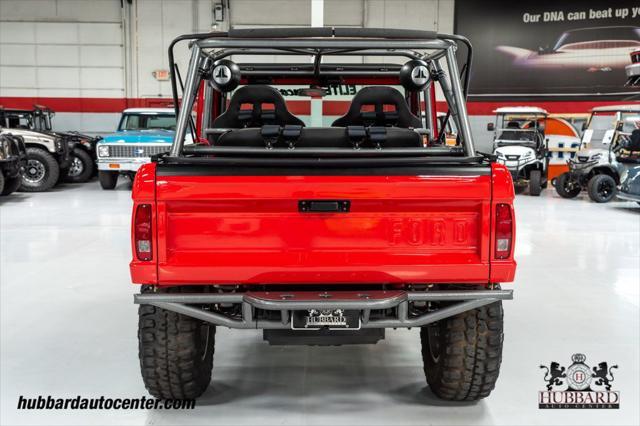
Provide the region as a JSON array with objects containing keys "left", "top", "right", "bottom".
[
  {"left": 529, "top": 170, "right": 542, "bottom": 196},
  {"left": 19, "top": 148, "right": 60, "bottom": 192},
  {"left": 555, "top": 172, "right": 581, "bottom": 199},
  {"left": 421, "top": 299, "right": 504, "bottom": 401},
  {"left": 1, "top": 175, "right": 22, "bottom": 196},
  {"left": 98, "top": 170, "right": 118, "bottom": 190},
  {"left": 587, "top": 174, "right": 616, "bottom": 203},
  {"left": 0, "top": 172, "right": 4, "bottom": 195},
  {"left": 65, "top": 148, "right": 94, "bottom": 183},
  {"left": 138, "top": 286, "right": 215, "bottom": 400}
]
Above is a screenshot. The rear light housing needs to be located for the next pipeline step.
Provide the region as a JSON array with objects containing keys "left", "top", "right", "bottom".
[
  {"left": 495, "top": 203, "right": 513, "bottom": 259},
  {"left": 134, "top": 204, "right": 153, "bottom": 261}
]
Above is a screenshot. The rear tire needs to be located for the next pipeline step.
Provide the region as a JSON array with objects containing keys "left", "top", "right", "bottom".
[
  {"left": 555, "top": 172, "right": 581, "bottom": 199},
  {"left": 587, "top": 174, "right": 616, "bottom": 203},
  {"left": 0, "top": 173, "right": 4, "bottom": 195},
  {"left": 1, "top": 175, "right": 22, "bottom": 196},
  {"left": 421, "top": 299, "right": 504, "bottom": 401},
  {"left": 19, "top": 148, "right": 60, "bottom": 192},
  {"left": 65, "top": 148, "right": 94, "bottom": 183},
  {"left": 138, "top": 287, "right": 216, "bottom": 400},
  {"left": 98, "top": 170, "right": 118, "bottom": 190},
  {"left": 529, "top": 170, "right": 542, "bottom": 196}
]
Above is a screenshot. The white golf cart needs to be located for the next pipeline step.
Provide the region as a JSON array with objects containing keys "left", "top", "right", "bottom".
[
  {"left": 488, "top": 107, "right": 549, "bottom": 195},
  {"left": 555, "top": 105, "right": 640, "bottom": 202}
]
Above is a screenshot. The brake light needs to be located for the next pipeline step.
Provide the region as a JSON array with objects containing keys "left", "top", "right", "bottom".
[
  {"left": 495, "top": 203, "right": 513, "bottom": 259},
  {"left": 134, "top": 204, "right": 153, "bottom": 261}
]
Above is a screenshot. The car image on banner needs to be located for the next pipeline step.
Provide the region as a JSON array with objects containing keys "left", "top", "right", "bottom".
[
  {"left": 496, "top": 26, "right": 640, "bottom": 73},
  {"left": 455, "top": 0, "right": 640, "bottom": 99}
]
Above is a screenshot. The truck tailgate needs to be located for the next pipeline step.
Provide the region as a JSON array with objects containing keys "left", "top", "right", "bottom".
[{"left": 155, "top": 166, "right": 492, "bottom": 284}]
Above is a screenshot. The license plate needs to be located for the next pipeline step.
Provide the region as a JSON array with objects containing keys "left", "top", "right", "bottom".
[{"left": 292, "top": 309, "right": 360, "bottom": 330}]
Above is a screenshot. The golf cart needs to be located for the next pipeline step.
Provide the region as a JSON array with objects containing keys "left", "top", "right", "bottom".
[
  {"left": 488, "top": 107, "right": 549, "bottom": 195},
  {"left": 615, "top": 128, "right": 640, "bottom": 204},
  {"left": 0, "top": 106, "right": 99, "bottom": 183},
  {"left": 555, "top": 105, "right": 640, "bottom": 202}
]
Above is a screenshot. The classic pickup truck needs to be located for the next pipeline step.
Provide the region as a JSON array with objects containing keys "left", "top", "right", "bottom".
[
  {"left": 131, "top": 28, "right": 516, "bottom": 402},
  {"left": 96, "top": 108, "right": 176, "bottom": 189}
]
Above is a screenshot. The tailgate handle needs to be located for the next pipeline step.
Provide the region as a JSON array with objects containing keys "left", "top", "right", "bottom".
[{"left": 299, "top": 200, "right": 350, "bottom": 213}]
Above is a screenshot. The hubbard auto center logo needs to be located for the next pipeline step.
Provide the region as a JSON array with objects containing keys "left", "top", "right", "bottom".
[{"left": 539, "top": 353, "right": 619, "bottom": 409}]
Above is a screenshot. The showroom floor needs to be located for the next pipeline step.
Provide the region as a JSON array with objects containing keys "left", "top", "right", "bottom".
[{"left": 1, "top": 181, "right": 638, "bottom": 426}]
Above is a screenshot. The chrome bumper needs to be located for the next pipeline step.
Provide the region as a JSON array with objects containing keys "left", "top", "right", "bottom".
[
  {"left": 97, "top": 158, "right": 150, "bottom": 172},
  {"left": 134, "top": 289, "right": 513, "bottom": 329}
]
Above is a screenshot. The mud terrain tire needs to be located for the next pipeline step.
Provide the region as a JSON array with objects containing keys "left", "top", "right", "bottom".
[
  {"left": 420, "top": 300, "right": 504, "bottom": 401},
  {"left": 138, "top": 286, "right": 216, "bottom": 400}
]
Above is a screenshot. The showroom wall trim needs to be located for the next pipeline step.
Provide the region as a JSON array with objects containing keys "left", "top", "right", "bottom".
[{"left": 2, "top": 96, "right": 630, "bottom": 116}]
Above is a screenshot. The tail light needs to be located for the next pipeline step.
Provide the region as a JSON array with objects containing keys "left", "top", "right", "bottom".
[
  {"left": 134, "top": 204, "right": 153, "bottom": 261},
  {"left": 495, "top": 203, "right": 513, "bottom": 259}
]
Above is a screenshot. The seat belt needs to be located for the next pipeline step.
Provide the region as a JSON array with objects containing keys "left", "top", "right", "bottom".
[
  {"left": 347, "top": 126, "right": 367, "bottom": 149},
  {"left": 281, "top": 125, "right": 302, "bottom": 149},
  {"left": 260, "top": 125, "right": 281, "bottom": 149},
  {"left": 368, "top": 126, "right": 387, "bottom": 149}
]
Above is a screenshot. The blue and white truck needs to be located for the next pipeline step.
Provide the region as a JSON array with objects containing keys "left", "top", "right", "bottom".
[{"left": 97, "top": 108, "right": 178, "bottom": 190}]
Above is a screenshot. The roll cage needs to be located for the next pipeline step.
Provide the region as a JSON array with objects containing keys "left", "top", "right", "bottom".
[{"left": 166, "top": 27, "right": 478, "bottom": 167}]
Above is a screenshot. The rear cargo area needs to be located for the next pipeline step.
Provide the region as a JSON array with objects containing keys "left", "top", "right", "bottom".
[{"left": 155, "top": 165, "right": 492, "bottom": 284}]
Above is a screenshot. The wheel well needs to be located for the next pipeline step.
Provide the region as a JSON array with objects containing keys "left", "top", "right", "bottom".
[
  {"left": 24, "top": 143, "right": 49, "bottom": 151},
  {"left": 590, "top": 167, "right": 620, "bottom": 184},
  {"left": 521, "top": 162, "right": 544, "bottom": 178},
  {"left": 72, "top": 144, "right": 92, "bottom": 154}
]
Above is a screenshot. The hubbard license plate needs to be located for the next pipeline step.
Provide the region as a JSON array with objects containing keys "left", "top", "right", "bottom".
[{"left": 292, "top": 309, "right": 360, "bottom": 330}]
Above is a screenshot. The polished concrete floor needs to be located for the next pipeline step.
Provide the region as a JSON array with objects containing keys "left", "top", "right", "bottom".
[{"left": 1, "top": 180, "right": 639, "bottom": 425}]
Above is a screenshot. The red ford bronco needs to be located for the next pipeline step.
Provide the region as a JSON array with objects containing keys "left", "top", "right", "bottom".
[{"left": 131, "top": 27, "right": 516, "bottom": 402}]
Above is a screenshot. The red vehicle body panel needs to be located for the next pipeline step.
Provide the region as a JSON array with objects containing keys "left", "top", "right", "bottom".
[{"left": 130, "top": 163, "right": 516, "bottom": 286}]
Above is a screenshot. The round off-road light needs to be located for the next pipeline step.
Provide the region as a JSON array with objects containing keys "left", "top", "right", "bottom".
[
  {"left": 211, "top": 59, "right": 240, "bottom": 92},
  {"left": 400, "top": 59, "right": 430, "bottom": 91}
]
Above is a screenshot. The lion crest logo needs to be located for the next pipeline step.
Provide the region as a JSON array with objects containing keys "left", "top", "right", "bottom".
[{"left": 540, "top": 353, "right": 618, "bottom": 392}]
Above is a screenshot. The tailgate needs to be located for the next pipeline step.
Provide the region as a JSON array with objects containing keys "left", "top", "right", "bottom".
[{"left": 155, "top": 165, "right": 492, "bottom": 284}]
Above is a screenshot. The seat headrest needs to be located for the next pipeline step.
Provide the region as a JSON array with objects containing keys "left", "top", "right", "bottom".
[
  {"left": 331, "top": 86, "right": 422, "bottom": 128},
  {"left": 211, "top": 85, "right": 305, "bottom": 129}
]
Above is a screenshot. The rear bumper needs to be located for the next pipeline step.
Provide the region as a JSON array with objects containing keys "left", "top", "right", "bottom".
[{"left": 134, "top": 288, "right": 513, "bottom": 329}]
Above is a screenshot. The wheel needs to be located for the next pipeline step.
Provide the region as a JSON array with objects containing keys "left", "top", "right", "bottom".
[
  {"left": 65, "top": 148, "right": 94, "bottom": 183},
  {"left": 587, "top": 174, "right": 616, "bottom": 203},
  {"left": 1, "top": 175, "right": 22, "bottom": 196},
  {"left": 555, "top": 172, "right": 581, "bottom": 199},
  {"left": 514, "top": 185, "right": 526, "bottom": 194},
  {"left": 138, "top": 286, "right": 215, "bottom": 400},
  {"left": 19, "top": 148, "right": 60, "bottom": 192},
  {"left": 420, "top": 299, "right": 504, "bottom": 401},
  {"left": 529, "top": 170, "right": 542, "bottom": 196},
  {"left": 98, "top": 170, "right": 118, "bottom": 190},
  {"left": 57, "top": 167, "right": 69, "bottom": 184},
  {"left": 0, "top": 172, "right": 4, "bottom": 195}
]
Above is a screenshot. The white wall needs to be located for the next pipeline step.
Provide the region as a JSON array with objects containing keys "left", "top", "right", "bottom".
[
  {"left": 0, "top": 0, "right": 124, "bottom": 99},
  {"left": 0, "top": 0, "right": 459, "bottom": 135}
]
